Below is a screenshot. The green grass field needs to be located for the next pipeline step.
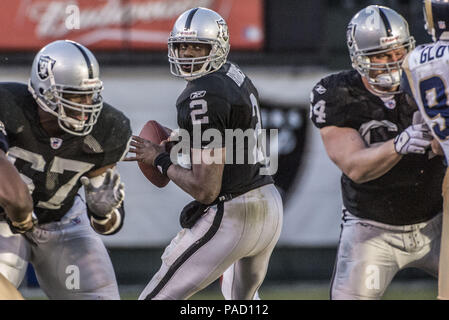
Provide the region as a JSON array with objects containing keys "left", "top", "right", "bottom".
[
  {"left": 189, "top": 280, "right": 438, "bottom": 300},
  {"left": 20, "top": 280, "right": 438, "bottom": 300}
]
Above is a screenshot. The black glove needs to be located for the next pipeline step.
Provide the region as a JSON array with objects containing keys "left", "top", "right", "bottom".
[{"left": 179, "top": 201, "right": 209, "bottom": 229}]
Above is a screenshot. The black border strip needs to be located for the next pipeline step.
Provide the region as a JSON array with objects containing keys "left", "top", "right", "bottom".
[{"left": 144, "top": 202, "right": 225, "bottom": 300}]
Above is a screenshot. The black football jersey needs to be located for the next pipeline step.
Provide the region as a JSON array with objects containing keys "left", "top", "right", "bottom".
[
  {"left": 0, "top": 82, "right": 132, "bottom": 223},
  {"left": 310, "top": 70, "right": 445, "bottom": 225},
  {"left": 176, "top": 62, "right": 273, "bottom": 196}
]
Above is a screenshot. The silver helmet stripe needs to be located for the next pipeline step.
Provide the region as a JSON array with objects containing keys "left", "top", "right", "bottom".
[
  {"left": 185, "top": 7, "right": 199, "bottom": 30},
  {"left": 69, "top": 41, "right": 94, "bottom": 79},
  {"left": 378, "top": 7, "right": 393, "bottom": 37}
]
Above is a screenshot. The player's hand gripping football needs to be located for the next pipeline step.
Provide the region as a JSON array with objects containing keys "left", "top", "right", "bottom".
[
  {"left": 394, "top": 123, "right": 433, "bottom": 155},
  {"left": 124, "top": 135, "right": 167, "bottom": 166},
  {"left": 80, "top": 169, "right": 124, "bottom": 217}
]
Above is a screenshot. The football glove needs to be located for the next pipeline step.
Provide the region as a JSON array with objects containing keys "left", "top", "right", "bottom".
[
  {"left": 394, "top": 124, "right": 433, "bottom": 155},
  {"left": 5, "top": 213, "right": 37, "bottom": 246},
  {"left": 80, "top": 169, "right": 125, "bottom": 218}
]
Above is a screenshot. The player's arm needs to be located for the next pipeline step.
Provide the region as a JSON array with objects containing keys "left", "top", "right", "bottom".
[
  {"left": 80, "top": 164, "right": 125, "bottom": 235},
  {"left": 320, "top": 126, "right": 402, "bottom": 183},
  {"left": 166, "top": 148, "right": 225, "bottom": 204},
  {"left": 0, "top": 128, "right": 34, "bottom": 232},
  {"left": 126, "top": 136, "right": 224, "bottom": 204},
  {"left": 320, "top": 122, "right": 432, "bottom": 183}
]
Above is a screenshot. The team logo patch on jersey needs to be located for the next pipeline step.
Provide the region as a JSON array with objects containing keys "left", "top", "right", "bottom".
[
  {"left": 314, "top": 84, "right": 327, "bottom": 95},
  {"left": 439, "top": 21, "right": 447, "bottom": 30},
  {"left": 190, "top": 90, "right": 206, "bottom": 100},
  {"left": 383, "top": 99, "right": 396, "bottom": 110},
  {"left": 50, "top": 137, "right": 63, "bottom": 149},
  {"left": 37, "top": 56, "right": 56, "bottom": 80}
]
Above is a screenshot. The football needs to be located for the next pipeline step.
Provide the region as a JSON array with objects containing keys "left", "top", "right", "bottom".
[{"left": 137, "top": 120, "right": 171, "bottom": 188}]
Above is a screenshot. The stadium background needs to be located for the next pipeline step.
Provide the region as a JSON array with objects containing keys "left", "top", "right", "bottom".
[{"left": 0, "top": 0, "right": 438, "bottom": 299}]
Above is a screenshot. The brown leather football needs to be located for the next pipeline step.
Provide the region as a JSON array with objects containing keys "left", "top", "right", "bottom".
[{"left": 137, "top": 120, "right": 171, "bottom": 188}]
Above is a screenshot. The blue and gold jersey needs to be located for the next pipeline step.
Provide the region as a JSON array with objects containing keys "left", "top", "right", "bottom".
[{"left": 402, "top": 41, "right": 449, "bottom": 160}]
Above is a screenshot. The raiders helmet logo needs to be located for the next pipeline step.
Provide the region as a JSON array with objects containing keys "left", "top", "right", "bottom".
[
  {"left": 346, "top": 24, "right": 356, "bottom": 48},
  {"left": 217, "top": 19, "right": 229, "bottom": 42},
  {"left": 37, "top": 55, "right": 56, "bottom": 80}
]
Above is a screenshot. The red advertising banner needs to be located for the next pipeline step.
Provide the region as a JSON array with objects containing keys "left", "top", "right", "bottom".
[{"left": 0, "top": 0, "right": 264, "bottom": 50}]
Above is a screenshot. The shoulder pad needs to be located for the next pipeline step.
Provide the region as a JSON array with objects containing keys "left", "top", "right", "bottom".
[
  {"left": 310, "top": 71, "right": 358, "bottom": 128},
  {"left": 87, "top": 103, "right": 132, "bottom": 155},
  {"left": 0, "top": 82, "right": 34, "bottom": 135}
]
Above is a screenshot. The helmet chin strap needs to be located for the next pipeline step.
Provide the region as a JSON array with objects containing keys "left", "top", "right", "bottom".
[
  {"left": 373, "top": 70, "right": 401, "bottom": 87},
  {"left": 362, "top": 73, "right": 400, "bottom": 97},
  {"left": 364, "top": 69, "right": 402, "bottom": 96},
  {"left": 58, "top": 107, "right": 85, "bottom": 132},
  {"left": 180, "top": 61, "right": 211, "bottom": 81}
]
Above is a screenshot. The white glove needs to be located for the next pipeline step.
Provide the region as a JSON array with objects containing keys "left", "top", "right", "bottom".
[
  {"left": 80, "top": 169, "right": 124, "bottom": 218},
  {"left": 394, "top": 123, "right": 433, "bottom": 155}
]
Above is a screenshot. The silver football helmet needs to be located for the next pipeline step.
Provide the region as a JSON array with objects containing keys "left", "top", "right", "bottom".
[
  {"left": 29, "top": 40, "right": 103, "bottom": 136},
  {"left": 347, "top": 5, "right": 415, "bottom": 94},
  {"left": 168, "top": 7, "right": 230, "bottom": 80}
]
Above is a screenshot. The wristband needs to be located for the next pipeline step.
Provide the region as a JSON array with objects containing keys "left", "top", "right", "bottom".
[
  {"left": 154, "top": 152, "right": 173, "bottom": 176},
  {"left": 11, "top": 213, "right": 33, "bottom": 229}
]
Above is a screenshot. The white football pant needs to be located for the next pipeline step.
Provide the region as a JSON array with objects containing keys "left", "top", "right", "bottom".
[
  {"left": 0, "top": 195, "right": 120, "bottom": 299},
  {"left": 331, "top": 209, "right": 441, "bottom": 299},
  {"left": 139, "top": 183, "right": 283, "bottom": 300}
]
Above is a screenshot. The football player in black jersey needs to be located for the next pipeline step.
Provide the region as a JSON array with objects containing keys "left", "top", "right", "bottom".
[
  {"left": 0, "top": 40, "right": 131, "bottom": 299},
  {"left": 310, "top": 5, "right": 446, "bottom": 299},
  {"left": 126, "top": 7, "right": 282, "bottom": 300}
]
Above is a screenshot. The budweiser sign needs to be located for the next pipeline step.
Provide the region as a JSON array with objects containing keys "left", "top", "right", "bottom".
[
  {"left": 27, "top": 0, "right": 213, "bottom": 38},
  {"left": 0, "top": 0, "right": 264, "bottom": 50}
]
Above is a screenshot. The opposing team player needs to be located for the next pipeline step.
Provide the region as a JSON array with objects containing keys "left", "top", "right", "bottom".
[
  {"left": 0, "top": 40, "right": 131, "bottom": 299},
  {"left": 401, "top": 0, "right": 449, "bottom": 300},
  {"left": 125, "top": 7, "right": 283, "bottom": 300},
  {"left": 310, "top": 5, "right": 446, "bottom": 299}
]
